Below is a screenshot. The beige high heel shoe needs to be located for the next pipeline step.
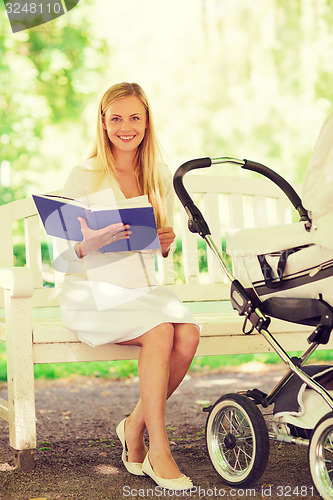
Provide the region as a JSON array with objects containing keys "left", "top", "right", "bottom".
[
  {"left": 116, "top": 418, "right": 146, "bottom": 476},
  {"left": 142, "top": 453, "right": 193, "bottom": 491}
]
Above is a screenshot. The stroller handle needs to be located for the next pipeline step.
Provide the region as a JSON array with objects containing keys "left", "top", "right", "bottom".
[
  {"left": 173, "top": 156, "right": 310, "bottom": 223},
  {"left": 242, "top": 159, "right": 309, "bottom": 222},
  {"left": 173, "top": 157, "right": 212, "bottom": 238},
  {"left": 173, "top": 157, "right": 212, "bottom": 207}
]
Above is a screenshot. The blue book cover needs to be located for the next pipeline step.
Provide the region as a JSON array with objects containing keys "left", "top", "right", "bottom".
[{"left": 32, "top": 194, "right": 160, "bottom": 253}]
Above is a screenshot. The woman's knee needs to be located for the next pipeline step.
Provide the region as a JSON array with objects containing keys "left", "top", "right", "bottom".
[
  {"left": 174, "top": 324, "right": 200, "bottom": 357},
  {"left": 142, "top": 322, "right": 175, "bottom": 352}
]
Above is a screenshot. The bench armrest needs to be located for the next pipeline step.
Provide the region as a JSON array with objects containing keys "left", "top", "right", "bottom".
[{"left": 0, "top": 268, "right": 34, "bottom": 298}]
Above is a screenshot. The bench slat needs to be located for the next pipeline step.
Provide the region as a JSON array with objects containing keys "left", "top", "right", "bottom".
[
  {"left": 33, "top": 341, "right": 141, "bottom": 363},
  {"left": 31, "top": 310, "right": 313, "bottom": 343},
  {"left": 25, "top": 215, "right": 43, "bottom": 288},
  {"left": 0, "top": 320, "right": 5, "bottom": 341},
  {"left": 276, "top": 196, "right": 292, "bottom": 225},
  {"left": 228, "top": 193, "right": 244, "bottom": 228},
  {"left": 0, "top": 398, "right": 9, "bottom": 422},
  {"left": 196, "top": 330, "right": 322, "bottom": 356},
  {"left": 0, "top": 203, "right": 14, "bottom": 268},
  {"left": 204, "top": 192, "right": 225, "bottom": 282},
  {"left": 180, "top": 210, "right": 200, "bottom": 283},
  {"left": 32, "top": 328, "right": 330, "bottom": 363},
  {"left": 27, "top": 282, "right": 232, "bottom": 308},
  {"left": 185, "top": 175, "right": 287, "bottom": 198},
  {"left": 253, "top": 195, "right": 269, "bottom": 227}
]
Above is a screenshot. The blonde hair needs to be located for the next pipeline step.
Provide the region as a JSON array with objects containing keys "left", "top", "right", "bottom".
[{"left": 88, "top": 82, "right": 167, "bottom": 228}]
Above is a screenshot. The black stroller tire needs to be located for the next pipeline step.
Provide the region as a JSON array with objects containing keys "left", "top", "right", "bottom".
[
  {"left": 205, "top": 393, "right": 269, "bottom": 487},
  {"left": 309, "top": 411, "right": 333, "bottom": 500}
]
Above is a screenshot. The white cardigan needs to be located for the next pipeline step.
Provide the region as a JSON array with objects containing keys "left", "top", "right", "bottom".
[{"left": 53, "top": 158, "right": 174, "bottom": 288}]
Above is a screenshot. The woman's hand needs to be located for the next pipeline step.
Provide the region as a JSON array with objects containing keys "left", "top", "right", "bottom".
[
  {"left": 75, "top": 217, "right": 131, "bottom": 257},
  {"left": 157, "top": 227, "right": 175, "bottom": 257}
]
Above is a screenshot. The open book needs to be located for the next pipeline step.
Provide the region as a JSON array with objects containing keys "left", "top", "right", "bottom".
[{"left": 32, "top": 194, "right": 160, "bottom": 253}]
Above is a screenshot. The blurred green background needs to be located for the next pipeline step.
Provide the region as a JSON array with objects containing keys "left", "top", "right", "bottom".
[
  {"left": 2, "top": 0, "right": 333, "bottom": 203},
  {"left": 1, "top": 0, "right": 333, "bottom": 380}
]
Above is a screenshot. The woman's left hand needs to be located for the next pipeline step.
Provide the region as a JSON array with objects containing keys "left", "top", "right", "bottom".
[{"left": 157, "top": 227, "right": 175, "bottom": 257}]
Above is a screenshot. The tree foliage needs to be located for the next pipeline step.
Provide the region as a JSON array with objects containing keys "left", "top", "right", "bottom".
[
  {"left": 0, "top": 4, "right": 109, "bottom": 203},
  {"left": 2, "top": 0, "right": 333, "bottom": 204},
  {"left": 158, "top": 0, "right": 333, "bottom": 183}
]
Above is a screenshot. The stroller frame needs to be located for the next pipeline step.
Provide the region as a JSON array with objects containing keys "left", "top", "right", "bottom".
[{"left": 174, "top": 156, "right": 333, "bottom": 498}]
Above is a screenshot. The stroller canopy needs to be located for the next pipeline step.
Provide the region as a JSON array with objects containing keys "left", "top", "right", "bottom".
[
  {"left": 226, "top": 113, "right": 333, "bottom": 310},
  {"left": 302, "top": 113, "right": 333, "bottom": 249}
]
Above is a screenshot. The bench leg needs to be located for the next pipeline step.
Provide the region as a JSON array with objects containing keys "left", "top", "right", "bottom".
[
  {"left": 13, "top": 449, "right": 35, "bottom": 471},
  {"left": 5, "top": 294, "right": 37, "bottom": 464}
]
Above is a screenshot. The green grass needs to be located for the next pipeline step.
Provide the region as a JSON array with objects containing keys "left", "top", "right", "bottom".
[{"left": 1, "top": 342, "right": 333, "bottom": 382}]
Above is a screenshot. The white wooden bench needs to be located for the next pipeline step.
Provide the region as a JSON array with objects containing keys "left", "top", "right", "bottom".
[{"left": 0, "top": 173, "right": 329, "bottom": 470}]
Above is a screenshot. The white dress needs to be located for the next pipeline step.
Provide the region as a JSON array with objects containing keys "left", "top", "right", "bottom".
[{"left": 54, "top": 158, "right": 198, "bottom": 347}]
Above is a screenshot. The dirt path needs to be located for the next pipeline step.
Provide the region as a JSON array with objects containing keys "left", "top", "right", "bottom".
[{"left": 0, "top": 363, "right": 321, "bottom": 499}]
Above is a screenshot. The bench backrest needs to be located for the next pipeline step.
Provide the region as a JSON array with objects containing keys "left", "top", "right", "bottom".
[{"left": 0, "top": 174, "right": 295, "bottom": 308}]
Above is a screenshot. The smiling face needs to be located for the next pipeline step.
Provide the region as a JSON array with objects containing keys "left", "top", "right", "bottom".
[{"left": 102, "top": 95, "right": 148, "bottom": 157}]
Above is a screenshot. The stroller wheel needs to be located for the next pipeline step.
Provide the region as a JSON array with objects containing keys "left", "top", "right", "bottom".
[
  {"left": 205, "top": 393, "right": 269, "bottom": 487},
  {"left": 309, "top": 411, "right": 333, "bottom": 500}
]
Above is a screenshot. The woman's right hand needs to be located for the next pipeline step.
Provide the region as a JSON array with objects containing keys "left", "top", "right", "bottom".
[{"left": 75, "top": 217, "right": 131, "bottom": 257}]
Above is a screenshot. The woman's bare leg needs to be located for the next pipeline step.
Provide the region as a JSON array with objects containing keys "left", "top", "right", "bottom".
[
  {"left": 118, "top": 323, "right": 179, "bottom": 478},
  {"left": 119, "top": 323, "right": 200, "bottom": 478},
  {"left": 168, "top": 323, "right": 200, "bottom": 395}
]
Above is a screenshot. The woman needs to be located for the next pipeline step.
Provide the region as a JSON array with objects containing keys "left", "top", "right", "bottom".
[{"left": 55, "top": 82, "right": 200, "bottom": 490}]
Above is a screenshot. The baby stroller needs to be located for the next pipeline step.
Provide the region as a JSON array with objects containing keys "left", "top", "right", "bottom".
[{"left": 173, "top": 118, "right": 333, "bottom": 500}]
